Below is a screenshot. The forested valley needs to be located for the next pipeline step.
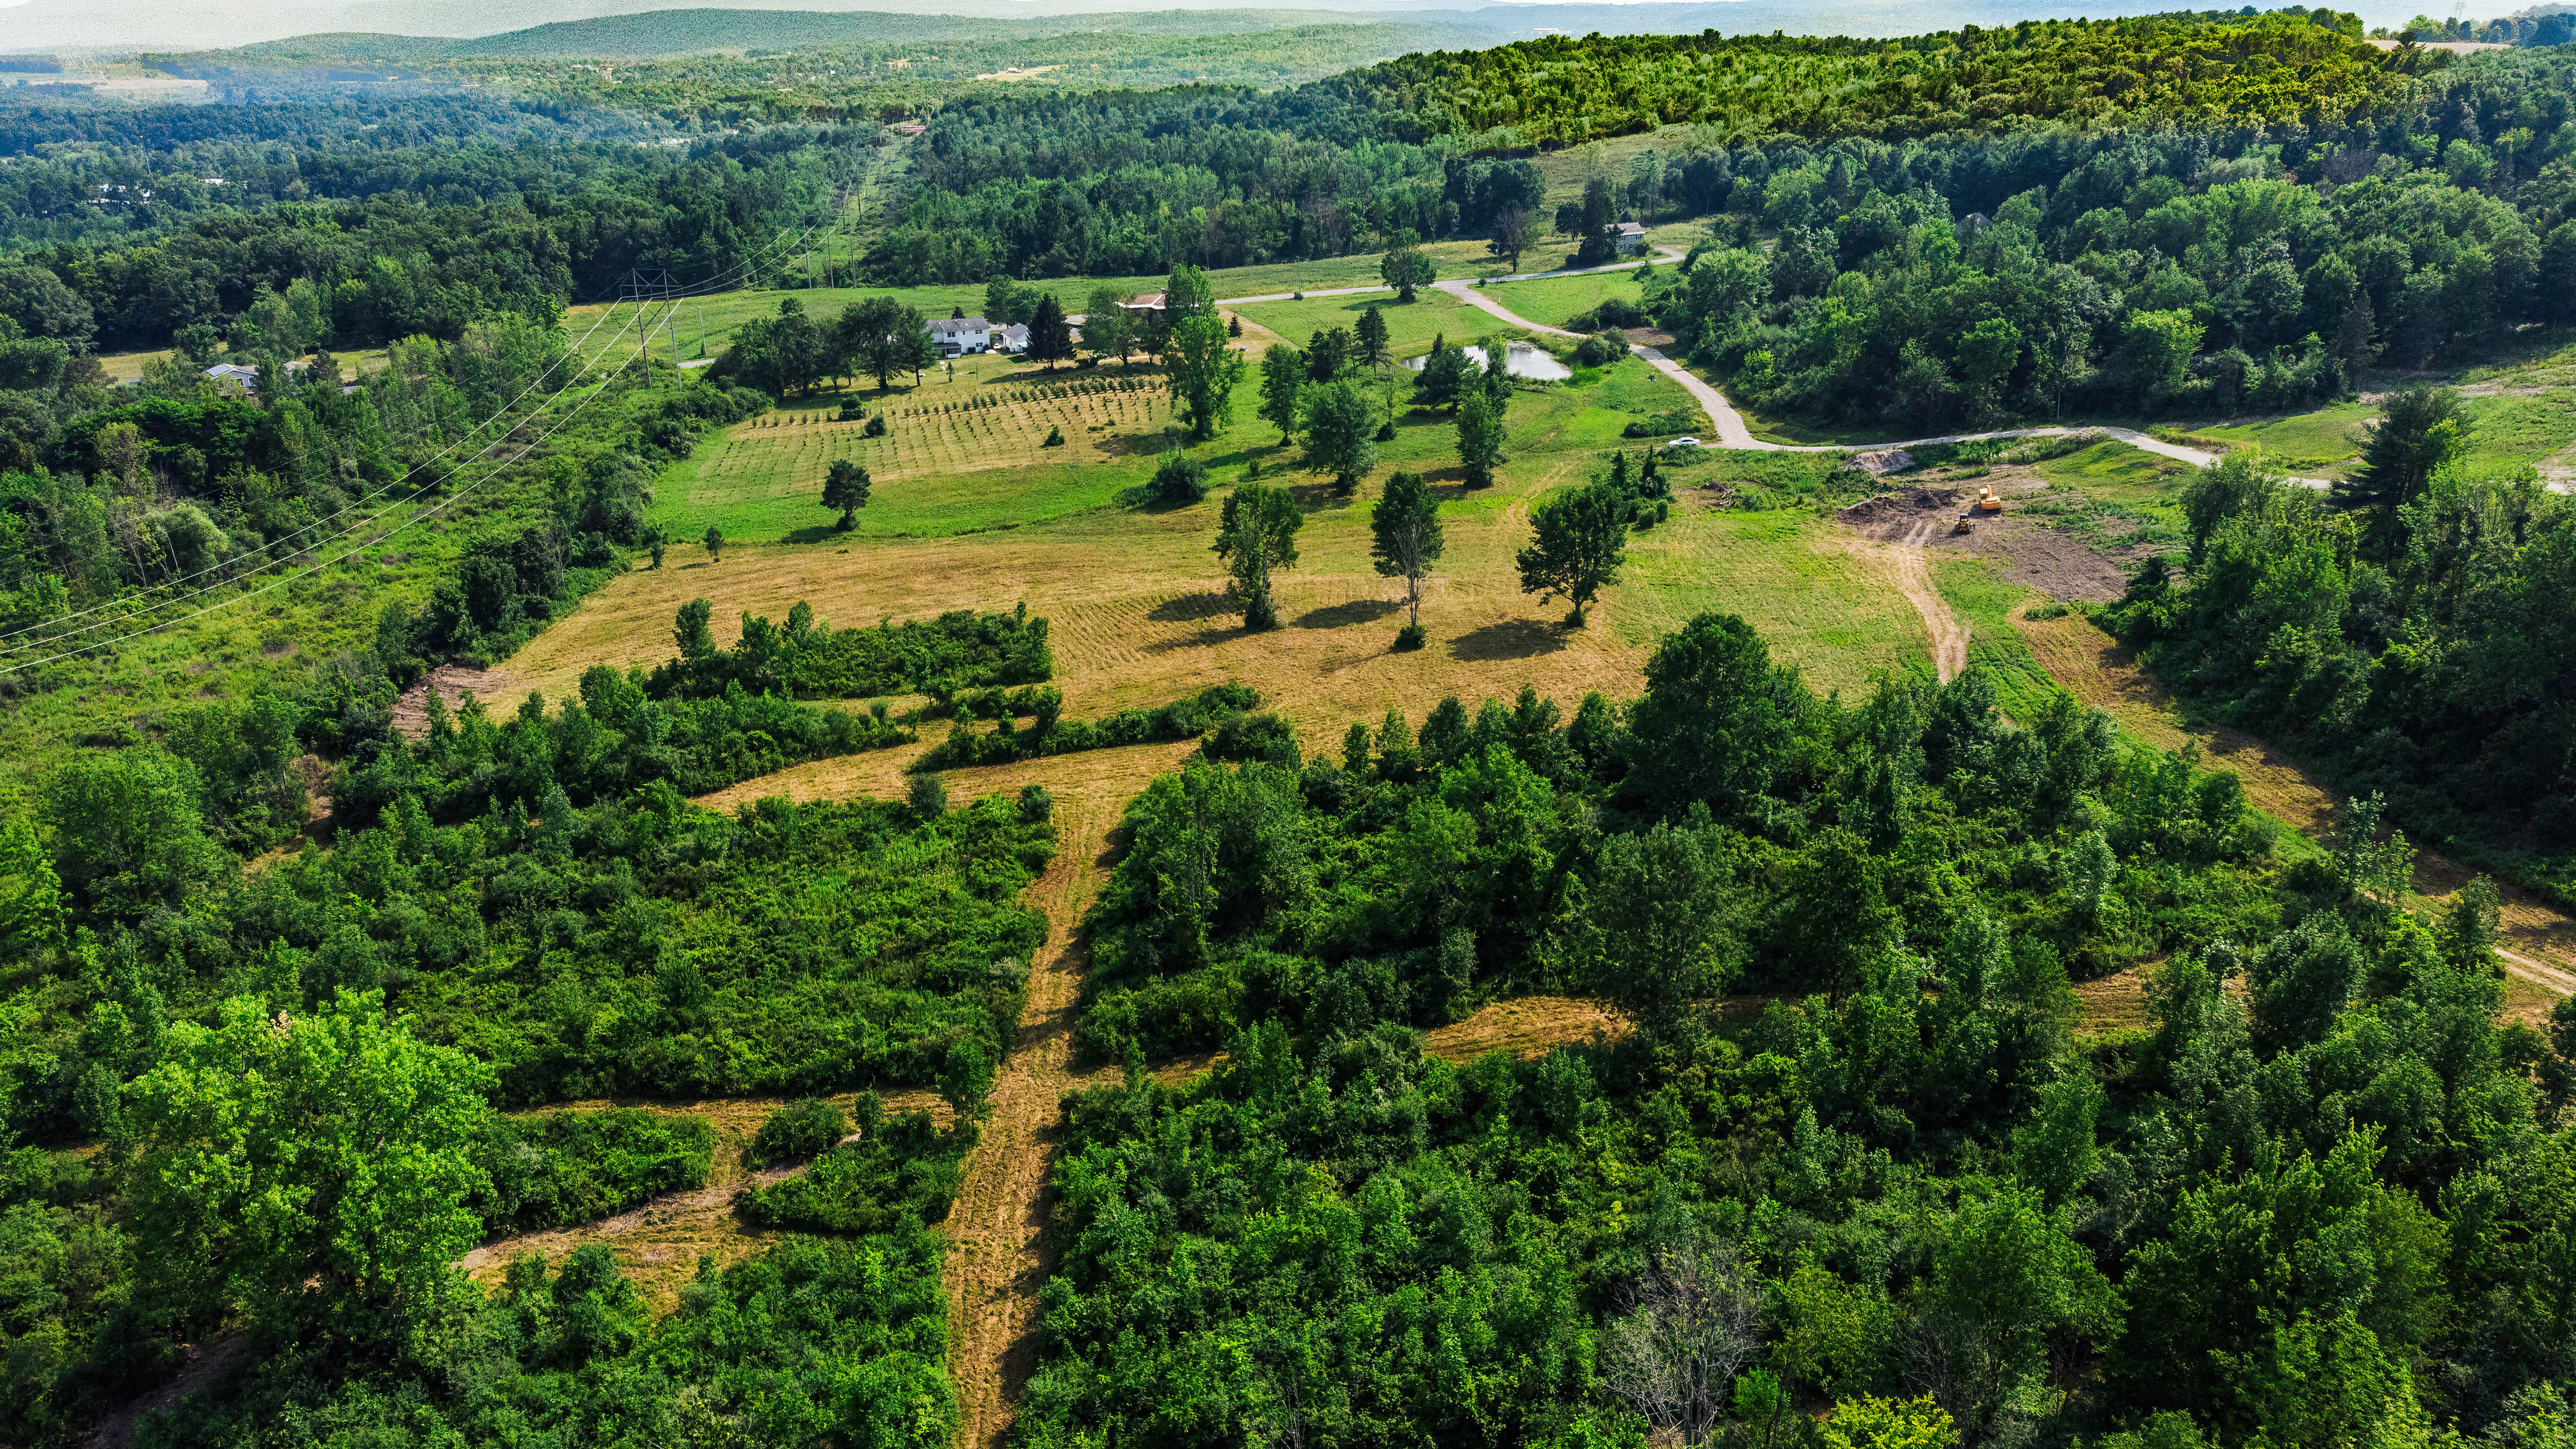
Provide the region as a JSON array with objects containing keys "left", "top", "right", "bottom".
[{"left": 1, "top": 4, "right": 2576, "bottom": 1447}]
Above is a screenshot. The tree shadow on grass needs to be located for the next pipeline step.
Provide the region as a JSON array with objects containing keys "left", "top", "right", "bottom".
[
  {"left": 1148, "top": 591, "right": 1235, "bottom": 623},
  {"left": 1284, "top": 480, "right": 1360, "bottom": 511},
  {"left": 781, "top": 524, "right": 853, "bottom": 545},
  {"left": 1294, "top": 598, "right": 1402, "bottom": 629},
  {"left": 1448, "top": 618, "right": 1568, "bottom": 661}
]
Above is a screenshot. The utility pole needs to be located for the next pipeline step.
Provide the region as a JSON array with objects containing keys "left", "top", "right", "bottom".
[{"left": 619, "top": 267, "right": 682, "bottom": 373}]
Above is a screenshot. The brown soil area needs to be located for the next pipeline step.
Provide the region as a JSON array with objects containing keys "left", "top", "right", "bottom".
[
  {"left": 1840, "top": 482, "right": 2131, "bottom": 604},
  {"left": 392, "top": 662, "right": 527, "bottom": 740}
]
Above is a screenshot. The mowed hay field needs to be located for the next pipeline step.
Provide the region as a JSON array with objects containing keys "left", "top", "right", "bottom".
[{"left": 519, "top": 352, "right": 1940, "bottom": 775}]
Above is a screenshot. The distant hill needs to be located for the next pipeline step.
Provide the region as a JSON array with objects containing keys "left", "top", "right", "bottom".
[
  {"left": 6, "top": 0, "right": 2448, "bottom": 59},
  {"left": 234, "top": 6, "right": 1486, "bottom": 61}
]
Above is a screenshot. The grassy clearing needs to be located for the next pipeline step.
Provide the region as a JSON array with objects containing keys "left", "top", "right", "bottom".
[
  {"left": 2461, "top": 390, "right": 2576, "bottom": 470},
  {"left": 539, "top": 358, "right": 1913, "bottom": 776},
  {"left": 658, "top": 375, "right": 1177, "bottom": 543},
  {"left": 1529, "top": 127, "right": 1705, "bottom": 206},
  {"left": 1618, "top": 507, "right": 1934, "bottom": 699},
  {"left": 2164, "top": 400, "right": 2372, "bottom": 475},
  {"left": 1231, "top": 289, "right": 1483, "bottom": 356},
  {"left": 564, "top": 241, "right": 1513, "bottom": 367},
  {"left": 2021, "top": 441, "right": 2192, "bottom": 552},
  {"left": 1933, "top": 554, "right": 2066, "bottom": 724},
  {"left": 1482, "top": 270, "right": 1649, "bottom": 330},
  {"left": 646, "top": 343, "right": 1701, "bottom": 546}
]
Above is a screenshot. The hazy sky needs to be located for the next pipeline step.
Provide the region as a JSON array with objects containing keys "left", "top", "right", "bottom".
[{"left": 0, "top": 0, "right": 2481, "bottom": 55}]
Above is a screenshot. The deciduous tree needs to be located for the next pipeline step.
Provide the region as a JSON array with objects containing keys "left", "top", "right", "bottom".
[
  {"left": 1516, "top": 480, "right": 1627, "bottom": 625},
  {"left": 125, "top": 991, "right": 494, "bottom": 1335},
  {"left": 1380, "top": 240, "right": 1435, "bottom": 302},
  {"left": 837, "top": 295, "right": 935, "bottom": 391},
  {"left": 822, "top": 458, "right": 871, "bottom": 531},
  {"left": 1301, "top": 379, "right": 1375, "bottom": 495},
  {"left": 1369, "top": 469, "right": 1443, "bottom": 631},
  {"left": 1457, "top": 388, "right": 1504, "bottom": 488},
  {"left": 1214, "top": 480, "right": 1303, "bottom": 629},
  {"left": 1259, "top": 344, "right": 1305, "bottom": 446}
]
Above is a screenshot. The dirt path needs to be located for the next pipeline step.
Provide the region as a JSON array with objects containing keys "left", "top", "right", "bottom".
[
  {"left": 942, "top": 755, "right": 1178, "bottom": 1449},
  {"left": 1819, "top": 521, "right": 1969, "bottom": 684},
  {"left": 391, "top": 662, "right": 524, "bottom": 740},
  {"left": 1889, "top": 519, "right": 1970, "bottom": 682}
]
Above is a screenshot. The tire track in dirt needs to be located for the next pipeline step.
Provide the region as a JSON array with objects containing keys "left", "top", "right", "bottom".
[{"left": 1819, "top": 522, "right": 1968, "bottom": 683}]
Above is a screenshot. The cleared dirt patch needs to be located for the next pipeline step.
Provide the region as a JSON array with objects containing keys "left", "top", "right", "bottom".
[
  {"left": 393, "top": 662, "right": 527, "bottom": 740},
  {"left": 1841, "top": 480, "right": 2132, "bottom": 603}
]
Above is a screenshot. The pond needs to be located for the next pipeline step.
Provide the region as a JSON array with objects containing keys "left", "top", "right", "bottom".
[{"left": 1406, "top": 340, "right": 1572, "bottom": 382}]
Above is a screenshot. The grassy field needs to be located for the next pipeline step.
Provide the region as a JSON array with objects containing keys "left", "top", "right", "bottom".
[
  {"left": 644, "top": 325, "right": 1697, "bottom": 545},
  {"left": 2162, "top": 400, "right": 2372, "bottom": 476},
  {"left": 531, "top": 339, "right": 1933, "bottom": 765},
  {"left": 1231, "top": 289, "right": 1486, "bottom": 356},
  {"left": 565, "top": 239, "right": 1513, "bottom": 367},
  {"left": 2019, "top": 440, "right": 2193, "bottom": 552},
  {"left": 1483, "top": 269, "right": 1651, "bottom": 330}
]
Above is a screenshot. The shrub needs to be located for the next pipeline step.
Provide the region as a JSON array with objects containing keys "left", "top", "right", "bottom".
[
  {"left": 475, "top": 1109, "right": 716, "bottom": 1233},
  {"left": 1201, "top": 711, "right": 1301, "bottom": 768},
  {"left": 736, "top": 1110, "right": 969, "bottom": 1233},
  {"left": 1042, "top": 424, "right": 1065, "bottom": 447},
  {"left": 1573, "top": 330, "right": 1629, "bottom": 368},
  {"left": 908, "top": 773, "right": 949, "bottom": 816},
  {"left": 1394, "top": 622, "right": 1427, "bottom": 651},
  {"left": 1623, "top": 409, "right": 1700, "bottom": 438},
  {"left": 1147, "top": 451, "right": 1210, "bottom": 505},
  {"left": 864, "top": 414, "right": 888, "bottom": 437},
  {"left": 1375, "top": 420, "right": 1396, "bottom": 442},
  {"left": 744, "top": 1098, "right": 851, "bottom": 1170}
]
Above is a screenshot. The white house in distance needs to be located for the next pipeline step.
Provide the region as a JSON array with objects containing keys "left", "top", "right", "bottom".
[
  {"left": 201, "top": 359, "right": 314, "bottom": 393},
  {"left": 928, "top": 315, "right": 991, "bottom": 356},
  {"left": 927, "top": 315, "right": 1039, "bottom": 356},
  {"left": 1614, "top": 221, "right": 1648, "bottom": 255}
]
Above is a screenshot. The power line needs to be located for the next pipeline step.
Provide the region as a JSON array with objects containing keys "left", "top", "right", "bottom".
[
  {"left": 0, "top": 183, "right": 858, "bottom": 663},
  {"left": 0, "top": 299, "right": 676, "bottom": 676}
]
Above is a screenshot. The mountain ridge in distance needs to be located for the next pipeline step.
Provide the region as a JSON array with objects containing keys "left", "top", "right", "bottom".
[{"left": 0, "top": 0, "right": 2459, "bottom": 60}]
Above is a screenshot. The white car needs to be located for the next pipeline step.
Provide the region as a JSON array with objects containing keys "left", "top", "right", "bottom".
[{"left": 1669, "top": 437, "right": 1702, "bottom": 449}]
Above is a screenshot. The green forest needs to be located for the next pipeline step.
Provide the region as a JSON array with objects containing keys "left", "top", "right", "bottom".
[{"left": 1, "top": 2, "right": 2575, "bottom": 1445}]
